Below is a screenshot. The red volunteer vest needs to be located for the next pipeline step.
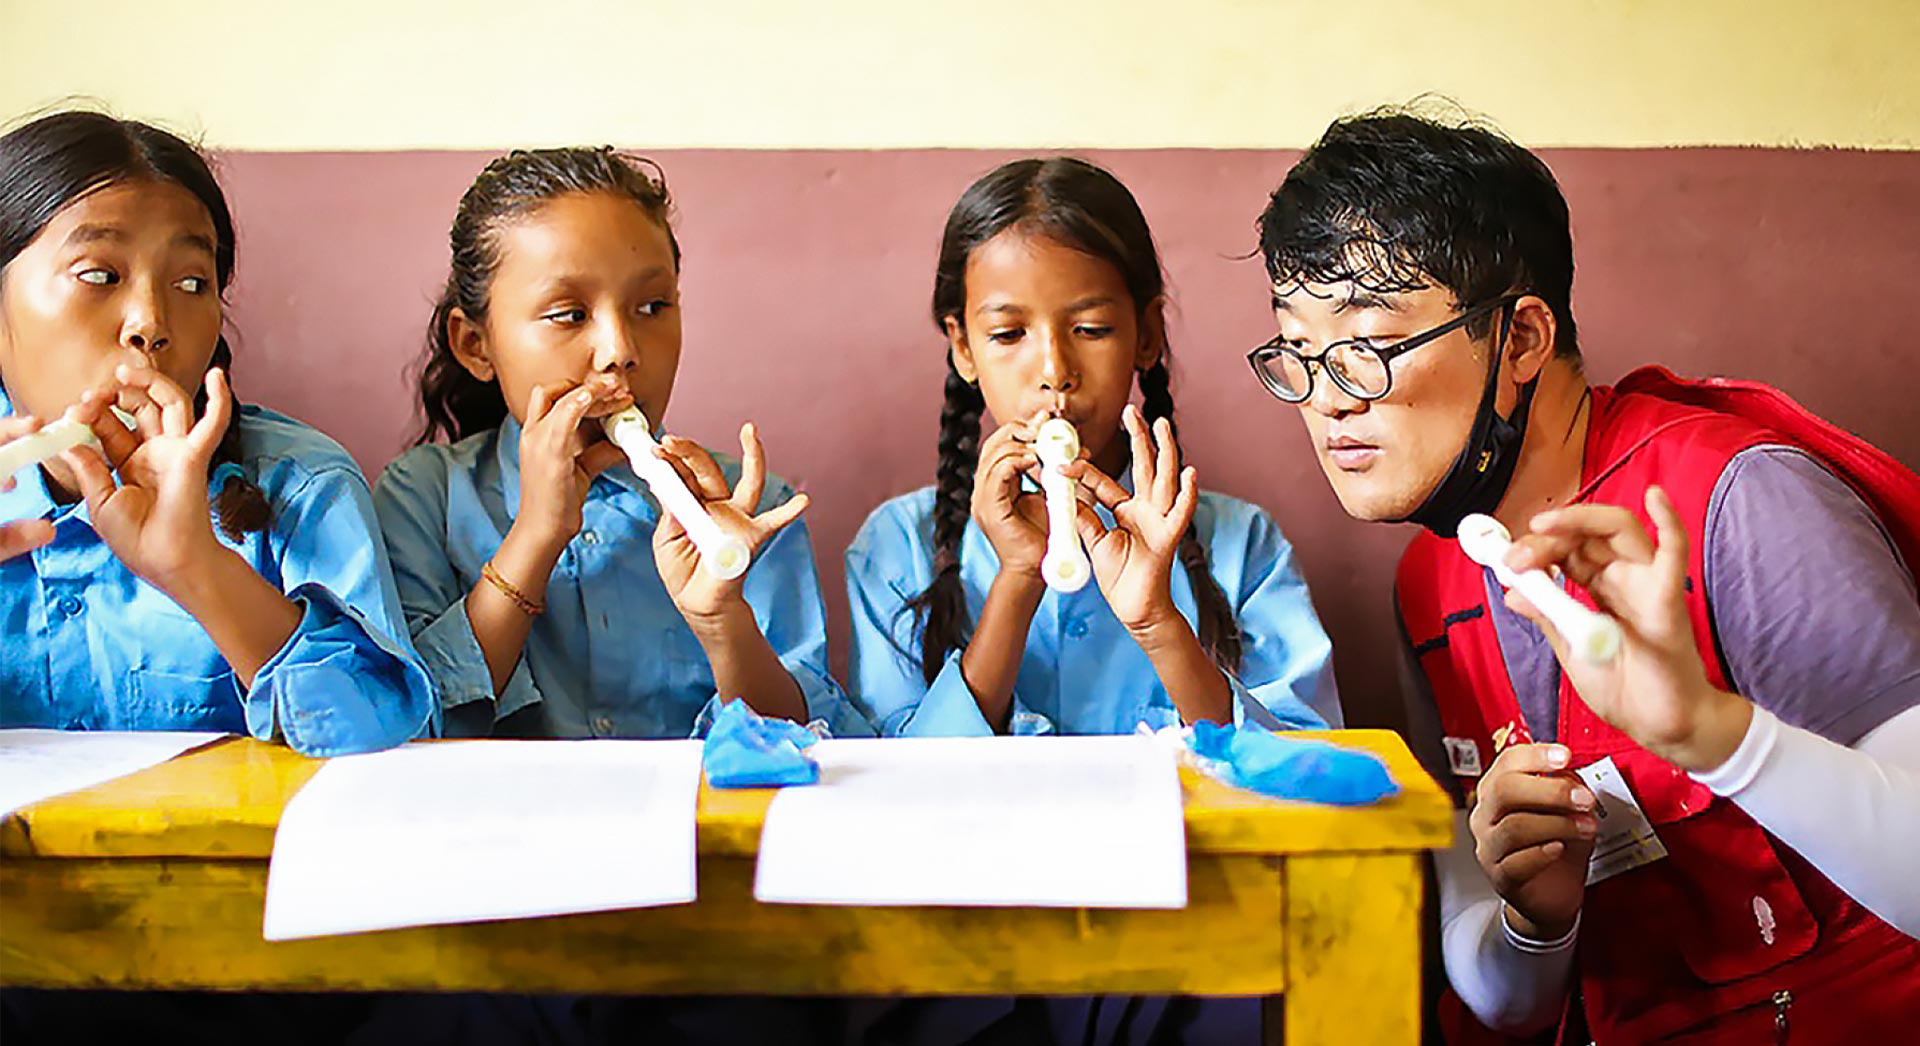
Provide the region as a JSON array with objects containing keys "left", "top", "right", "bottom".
[{"left": 1402, "top": 368, "right": 1920, "bottom": 1043}]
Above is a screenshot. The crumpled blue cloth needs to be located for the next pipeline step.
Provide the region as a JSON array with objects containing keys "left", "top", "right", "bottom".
[
  {"left": 1188, "top": 721, "right": 1398, "bottom": 806},
  {"left": 702, "top": 699, "right": 820, "bottom": 788}
]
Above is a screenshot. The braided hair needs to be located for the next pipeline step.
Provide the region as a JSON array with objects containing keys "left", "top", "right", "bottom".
[
  {"left": 1137, "top": 356, "right": 1242, "bottom": 669},
  {"left": 909, "top": 157, "right": 1241, "bottom": 682}
]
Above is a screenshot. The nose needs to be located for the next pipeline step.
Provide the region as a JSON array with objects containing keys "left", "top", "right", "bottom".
[
  {"left": 1306, "top": 359, "right": 1364, "bottom": 418},
  {"left": 591, "top": 313, "right": 642, "bottom": 375},
  {"left": 119, "top": 279, "right": 169, "bottom": 357},
  {"left": 1037, "top": 329, "right": 1078, "bottom": 395}
]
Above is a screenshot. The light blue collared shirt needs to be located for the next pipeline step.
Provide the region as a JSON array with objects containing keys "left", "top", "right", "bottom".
[
  {"left": 0, "top": 391, "right": 436, "bottom": 757},
  {"left": 846, "top": 486, "right": 1341, "bottom": 736},
  {"left": 373, "top": 418, "right": 869, "bottom": 740}
]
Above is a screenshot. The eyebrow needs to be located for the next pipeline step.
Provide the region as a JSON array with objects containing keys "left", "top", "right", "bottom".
[
  {"left": 62, "top": 225, "right": 217, "bottom": 259},
  {"left": 975, "top": 295, "right": 1117, "bottom": 318},
  {"left": 1334, "top": 290, "right": 1402, "bottom": 314},
  {"left": 534, "top": 264, "right": 675, "bottom": 293},
  {"left": 63, "top": 224, "right": 126, "bottom": 248}
]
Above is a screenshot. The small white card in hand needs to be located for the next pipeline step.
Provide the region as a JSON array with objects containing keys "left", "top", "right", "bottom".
[
  {"left": 754, "top": 735, "right": 1187, "bottom": 909},
  {"left": 0, "top": 729, "right": 226, "bottom": 817},
  {"left": 263, "top": 740, "right": 702, "bottom": 941},
  {"left": 1576, "top": 756, "right": 1669, "bottom": 885}
]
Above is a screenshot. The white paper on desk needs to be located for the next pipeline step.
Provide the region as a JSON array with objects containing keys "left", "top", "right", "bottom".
[
  {"left": 0, "top": 729, "right": 227, "bottom": 818},
  {"left": 263, "top": 739, "right": 702, "bottom": 941},
  {"left": 754, "top": 735, "right": 1186, "bottom": 909}
]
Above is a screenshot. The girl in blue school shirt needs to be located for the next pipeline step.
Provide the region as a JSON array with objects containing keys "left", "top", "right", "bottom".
[
  {"left": 846, "top": 157, "right": 1340, "bottom": 740},
  {"left": 844, "top": 158, "right": 1338, "bottom": 1046},
  {"left": 0, "top": 111, "right": 433, "bottom": 757},
  {"left": 374, "top": 147, "right": 864, "bottom": 741}
]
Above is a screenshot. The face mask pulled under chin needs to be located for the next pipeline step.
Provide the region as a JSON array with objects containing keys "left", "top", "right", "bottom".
[{"left": 1396, "top": 316, "right": 1538, "bottom": 535}]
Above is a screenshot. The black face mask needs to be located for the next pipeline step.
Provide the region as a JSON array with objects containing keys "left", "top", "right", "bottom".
[{"left": 1400, "top": 306, "right": 1537, "bottom": 534}]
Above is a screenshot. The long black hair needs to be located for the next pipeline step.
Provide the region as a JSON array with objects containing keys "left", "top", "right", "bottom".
[
  {"left": 0, "top": 110, "right": 268, "bottom": 537},
  {"left": 909, "top": 157, "right": 1242, "bottom": 683},
  {"left": 415, "top": 147, "right": 679, "bottom": 445}
]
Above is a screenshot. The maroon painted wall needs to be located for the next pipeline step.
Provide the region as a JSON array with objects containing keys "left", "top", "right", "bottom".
[{"left": 213, "top": 148, "right": 1920, "bottom": 730}]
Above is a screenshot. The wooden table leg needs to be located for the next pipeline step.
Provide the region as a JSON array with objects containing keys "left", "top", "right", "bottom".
[{"left": 1279, "top": 853, "right": 1421, "bottom": 1045}]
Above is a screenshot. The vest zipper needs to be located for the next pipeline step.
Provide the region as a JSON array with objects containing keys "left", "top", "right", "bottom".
[{"left": 1773, "top": 989, "right": 1792, "bottom": 1044}]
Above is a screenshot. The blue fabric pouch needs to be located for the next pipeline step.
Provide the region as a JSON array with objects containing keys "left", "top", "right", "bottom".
[
  {"left": 702, "top": 699, "right": 821, "bottom": 788},
  {"left": 1188, "top": 721, "right": 1398, "bottom": 806}
]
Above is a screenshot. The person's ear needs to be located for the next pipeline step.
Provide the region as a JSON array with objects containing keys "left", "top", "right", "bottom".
[
  {"left": 946, "top": 315, "right": 979, "bottom": 384},
  {"left": 448, "top": 308, "right": 495, "bottom": 383},
  {"left": 1506, "top": 296, "right": 1559, "bottom": 384},
  {"left": 1136, "top": 297, "right": 1168, "bottom": 372}
]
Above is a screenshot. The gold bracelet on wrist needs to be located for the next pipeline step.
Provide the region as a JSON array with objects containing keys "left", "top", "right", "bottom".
[{"left": 481, "top": 561, "right": 545, "bottom": 616}]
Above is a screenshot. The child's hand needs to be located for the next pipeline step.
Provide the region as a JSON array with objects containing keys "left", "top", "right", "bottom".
[
  {"left": 971, "top": 416, "right": 1051, "bottom": 581},
  {"left": 1060, "top": 405, "right": 1199, "bottom": 632},
  {"left": 59, "top": 362, "right": 232, "bottom": 589},
  {"left": 0, "top": 415, "right": 57, "bottom": 561},
  {"left": 652, "top": 422, "right": 807, "bottom": 622},
  {"left": 510, "top": 382, "right": 626, "bottom": 552}
]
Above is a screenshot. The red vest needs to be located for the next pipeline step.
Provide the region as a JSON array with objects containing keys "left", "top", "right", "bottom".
[{"left": 1401, "top": 367, "right": 1920, "bottom": 1043}]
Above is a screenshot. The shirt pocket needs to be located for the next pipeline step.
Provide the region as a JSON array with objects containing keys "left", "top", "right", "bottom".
[
  {"left": 668, "top": 627, "right": 718, "bottom": 700},
  {"left": 1587, "top": 750, "right": 1818, "bottom": 987},
  {"left": 126, "top": 666, "right": 246, "bottom": 734}
]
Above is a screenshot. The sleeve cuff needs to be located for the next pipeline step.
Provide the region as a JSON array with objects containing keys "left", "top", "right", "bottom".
[
  {"left": 1225, "top": 670, "right": 1328, "bottom": 731},
  {"left": 413, "top": 596, "right": 542, "bottom": 726},
  {"left": 1690, "top": 704, "right": 1780, "bottom": 797},
  {"left": 251, "top": 583, "right": 437, "bottom": 756},
  {"left": 897, "top": 649, "right": 997, "bottom": 737},
  {"left": 786, "top": 662, "right": 876, "bottom": 739},
  {"left": 1501, "top": 906, "right": 1581, "bottom": 954}
]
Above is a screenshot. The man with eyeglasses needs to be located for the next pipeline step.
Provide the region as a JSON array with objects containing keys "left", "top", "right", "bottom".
[{"left": 1250, "top": 109, "right": 1920, "bottom": 1043}]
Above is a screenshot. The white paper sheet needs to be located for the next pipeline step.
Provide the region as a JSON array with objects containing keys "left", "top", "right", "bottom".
[
  {"left": 754, "top": 735, "right": 1187, "bottom": 908},
  {"left": 263, "top": 739, "right": 702, "bottom": 941},
  {"left": 0, "top": 729, "right": 227, "bottom": 818}
]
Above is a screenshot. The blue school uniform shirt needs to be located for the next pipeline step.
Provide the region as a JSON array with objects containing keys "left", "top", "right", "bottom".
[
  {"left": 846, "top": 486, "right": 1340, "bottom": 736},
  {"left": 0, "top": 392, "right": 436, "bottom": 757},
  {"left": 373, "top": 418, "right": 869, "bottom": 740}
]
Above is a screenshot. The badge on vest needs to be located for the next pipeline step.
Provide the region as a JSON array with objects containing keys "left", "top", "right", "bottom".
[
  {"left": 1576, "top": 756, "right": 1670, "bottom": 885},
  {"left": 1443, "top": 736, "right": 1483, "bottom": 776},
  {"left": 1491, "top": 719, "right": 1529, "bottom": 754}
]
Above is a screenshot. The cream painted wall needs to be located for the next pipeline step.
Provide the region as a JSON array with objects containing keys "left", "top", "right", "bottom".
[{"left": 3, "top": 0, "right": 1916, "bottom": 150}]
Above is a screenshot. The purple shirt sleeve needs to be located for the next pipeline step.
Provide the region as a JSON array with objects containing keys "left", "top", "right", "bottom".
[{"left": 1705, "top": 446, "right": 1920, "bottom": 745}]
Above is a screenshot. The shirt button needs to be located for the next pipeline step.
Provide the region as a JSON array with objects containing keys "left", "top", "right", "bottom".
[
  {"left": 1066, "top": 619, "right": 1089, "bottom": 640},
  {"left": 593, "top": 717, "right": 615, "bottom": 736},
  {"left": 55, "top": 595, "right": 83, "bottom": 617},
  {"left": 579, "top": 530, "right": 599, "bottom": 547}
]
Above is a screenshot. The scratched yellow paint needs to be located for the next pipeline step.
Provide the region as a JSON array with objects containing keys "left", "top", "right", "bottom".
[
  {"left": 0, "top": 731, "right": 1447, "bottom": 1044},
  {"left": 1285, "top": 853, "right": 1424, "bottom": 1043},
  {"left": 0, "top": 853, "right": 1287, "bottom": 995},
  {"left": 1, "top": 731, "right": 1450, "bottom": 860}
]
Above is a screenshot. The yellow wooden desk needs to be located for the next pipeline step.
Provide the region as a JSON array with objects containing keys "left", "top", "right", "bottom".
[{"left": 0, "top": 730, "right": 1450, "bottom": 1044}]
